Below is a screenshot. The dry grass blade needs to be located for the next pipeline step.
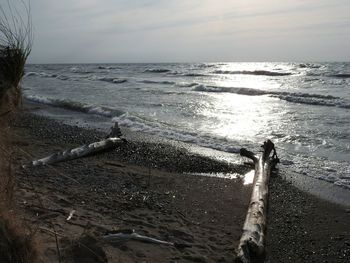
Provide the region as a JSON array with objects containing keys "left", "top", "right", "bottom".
[
  {"left": 0, "top": 0, "right": 33, "bottom": 106},
  {"left": 51, "top": 223, "right": 62, "bottom": 263}
]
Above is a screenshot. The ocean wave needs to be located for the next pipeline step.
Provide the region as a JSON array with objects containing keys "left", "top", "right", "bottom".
[
  {"left": 25, "top": 72, "right": 41, "bottom": 77},
  {"left": 96, "top": 77, "right": 127, "bottom": 84},
  {"left": 169, "top": 72, "right": 208, "bottom": 77},
  {"left": 196, "top": 63, "right": 218, "bottom": 69},
  {"left": 112, "top": 113, "right": 240, "bottom": 154},
  {"left": 213, "top": 70, "right": 292, "bottom": 76},
  {"left": 25, "top": 72, "right": 71, "bottom": 81},
  {"left": 275, "top": 95, "right": 341, "bottom": 107},
  {"left": 193, "top": 85, "right": 349, "bottom": 108},
  {"left": 193, "top": 85, "right": 266, "bottom": 96},
  {"left": 182, "top": 73, "right": 208, "bottom": 77},
  {"left": 25, "top": 72, "right": 57, "bottom": 78},
  {"left": 306, "top": 72, "right": 322, "bottom": 77},
  {"left": 98, "top": 77, "right": 128, "bottom": 84},
  {"left": 56, "top": 75, "right": 70, "bottom": 81},
  {"left": 145, "top": 68, "right": 171, "bottom": 73},
  {"left": 70, "top": 67, "right": 93, "bottom": 74},
  {"left": 25, "top": 95, "right": 124, "bottom": 118},
  {"left": 176, "top": 82, "right": 198, "bottom": 87},
  {"left": 97, "top": 66, "right": 118, "bottom": 70},
  {"left": 139, "top": 80, "right": 175, "bottom": 85},
  {"left": 298, "top": 63, "right": 322, "bottom": 69},
  {"left": 328, "top": 73, "right": 350, "bottom": 78},
  {"left": 138, "top": 79, "right": 199, "bottom": 88}
]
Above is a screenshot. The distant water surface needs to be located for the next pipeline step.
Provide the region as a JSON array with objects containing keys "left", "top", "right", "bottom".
[{"left": 23, "top": 62, "right": 350, "bottom": 193}]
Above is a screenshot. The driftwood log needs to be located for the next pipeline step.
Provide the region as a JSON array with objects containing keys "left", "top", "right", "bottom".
[
  {"left": 236, "top": 140, "right": 279, "bottom": 263},
  {"left": 24, "top": 137, "right": 126, "bottom": 168}
]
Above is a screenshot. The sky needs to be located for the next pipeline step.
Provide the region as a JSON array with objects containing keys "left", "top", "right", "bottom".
[{"left": 3, "top": 0, "right": 350, "bottom": 63}]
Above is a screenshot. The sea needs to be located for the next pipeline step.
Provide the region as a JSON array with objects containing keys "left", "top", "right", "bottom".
[{"left": 22, "top": 62, "right": 350, "bottom": 204}]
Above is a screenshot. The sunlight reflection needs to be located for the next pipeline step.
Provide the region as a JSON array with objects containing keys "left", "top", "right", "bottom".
[
  {"left": 199, "top": 93, "right": 278, "bottom": 142},
  {"left": 214, "top": 75, "right": 282, "bottom": 91},
  {"left": 208, "top": 62, "right": 288, "bottom": 91},
  {"left": 243, "top": 170, "right": 255, "bottom": 185}
]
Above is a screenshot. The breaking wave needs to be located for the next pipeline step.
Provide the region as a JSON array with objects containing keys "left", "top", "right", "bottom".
[
  {"left": 213, "top": 70, "right": 292, "bottom": 76},
  {"left": 25, "top": 95, "right": 124, "bottom": 118},
  {"left": 112, "top": 113, "right": 240, "bottom": 154},
  {"left": 145, "top": 68, "right": 171, "bottom": 73},
  {"left": 176, "top": 82, "right": 198, "bottom": 87},
  {"left": 298, "top": 63, "right": 322, "bottom": 69},
  {"left": 193, "top": 85, "right": 350, "bottom": 108},
  {"left": 25, "top": 94, "right": 241, "bottom": 154},
  {"left": 25, "top": 72, "right": 71, "bottom": 81},
  {"left": 70, "top": 67, "right": 93, "bottom": 74},
  {"left": 193, "top": 85, "right": 265, "bottom": 96},
  {"left": 97, "top": 66, "right": 118, "bottom": 70},
  {"left": 196, "top": 63, "right": 218, "bottom": 69},
  {"left": 169, "top": 72, "right": 208, "bottom": 77},
  {"left": 138, "top": 80, "right": 199, "bottom": 87}
]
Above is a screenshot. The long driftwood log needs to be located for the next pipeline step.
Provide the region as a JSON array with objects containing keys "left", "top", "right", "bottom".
[
  {"left": 236, "top": 140, "right": 279, "bottom": 263},
  {"left": 24, "top": 137, "right": 126, "bottom": 168}
]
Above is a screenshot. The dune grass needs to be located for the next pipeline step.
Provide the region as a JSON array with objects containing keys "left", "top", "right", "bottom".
[
  {"left": 0, "top": 0, "right": 33, "bottom": 106},
  {"left": 0, "top": 1, "right": 37, "bottom": 262}
]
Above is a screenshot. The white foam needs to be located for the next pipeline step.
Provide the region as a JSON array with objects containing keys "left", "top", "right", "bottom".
[
  {"left": 87, "top": 107, "right": 113, "bottom": 117},
  {"left": 90, "top": 76, "right": 127, "bottom": 84},
  {"left": 176, "top": 82, "right": 198, "bottom": 87},
  {"left": 192, "top": 85, "right": 350, "bottom": 108},
  {"left": 145, "top": 68, "right": 170, "bottom": 73},
  {"left": 26, "top": 95, "right": 52, "bottom": 104},
  {"left": 25, "top": 95, "right": 114, "bottom": 118},
  {"left": 112, "top": 113, "right": 240, "bottom": 154}
]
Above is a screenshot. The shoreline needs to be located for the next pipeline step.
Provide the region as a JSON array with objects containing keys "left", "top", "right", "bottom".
[
  {"left": 9, "top": 106, "right": 350, "bottom": 262},
  {"left": 11, "top": 110, "right": 252, "bottom": 262},
  {"left": 24, "top": 98, "right": 350, "bottom": 207}
]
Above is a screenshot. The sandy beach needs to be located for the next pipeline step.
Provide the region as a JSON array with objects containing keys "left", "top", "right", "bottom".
[
  {"left": 6, "top": 103, "right": 350, "bottom": 262},
  {"left": 11, "top": 107, "right": 252, "bottom": 263}
]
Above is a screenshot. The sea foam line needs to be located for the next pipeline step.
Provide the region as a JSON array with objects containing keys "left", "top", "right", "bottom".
[
  {"left": 25, "top": 94, "right": 241, "bottom": 154},
  {"left": 193, "top": 85, "right": 350, "bottom": 108},
  {"left": 25, "top": 95, "right": 120, "bottom": 118}
]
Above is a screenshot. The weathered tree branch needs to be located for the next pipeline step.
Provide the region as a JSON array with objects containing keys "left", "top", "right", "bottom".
[
  {"left": 236, "top": 140, "right": 279, "bottom": 263},
  {"left": 24, "top": 137, "right": 126, "bottom": 168}
]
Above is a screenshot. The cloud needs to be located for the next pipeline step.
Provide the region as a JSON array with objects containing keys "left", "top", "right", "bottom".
[{"left": 24, "top": 0, "right": 350, "bottom": 62}]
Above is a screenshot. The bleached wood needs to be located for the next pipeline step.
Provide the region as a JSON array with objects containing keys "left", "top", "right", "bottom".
[
  {"left": 25, "top": 137, "right": 125, "bottom": 168},
  {"left": 236, "top": 140, "right": 278, "bottom": 263}
]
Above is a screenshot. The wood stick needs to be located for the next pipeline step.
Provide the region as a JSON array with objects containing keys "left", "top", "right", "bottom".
[
  {"left": 24, "top": 137, "right": 126, "bottom": 168},
  {"left": 236, "top": 140, "right": 279, "bottom": 263}
]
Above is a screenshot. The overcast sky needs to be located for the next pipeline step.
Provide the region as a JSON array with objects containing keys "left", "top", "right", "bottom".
[{"left": 9, "top": 0, "right": 350, "bottom": 63}]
